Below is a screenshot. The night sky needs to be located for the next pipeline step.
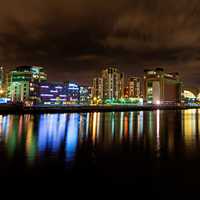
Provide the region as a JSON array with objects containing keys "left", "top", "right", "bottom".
[{"left": 1, "top": 0, "right": 200, "bottom": 87}]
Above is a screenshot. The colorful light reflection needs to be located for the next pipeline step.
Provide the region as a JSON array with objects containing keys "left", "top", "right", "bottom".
[{"left": 0, "top": 110, "right": 198, "bottom": 166}]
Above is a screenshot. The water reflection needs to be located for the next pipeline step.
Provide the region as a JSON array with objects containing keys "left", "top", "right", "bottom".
[
  {"left": 182, "top": 109, "right": 200, "bottom": 157},
  {"left": 0, "top": 110, "right": 199, "bottom": 166},
  {"left": 26, "top": 116, "right": 36, "bottom": 163},
  {"left": 38, "top": 114, "right": 68, "bottom": 161},
  {"left": 66, "top": 114, "right": 79, "bottom": 162},
  {"left": 156, "top": 110, "right": 160, "bottom": 158}
]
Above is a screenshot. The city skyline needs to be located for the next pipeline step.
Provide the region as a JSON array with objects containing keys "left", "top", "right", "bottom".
[
  {"left": 1, "top": 0, "right": 200, "bottom": 87},
  {"left": 1, "top": 0, "right": 200, "bottom": 193},
  {"left": 2, "top": 64, "right": 195, "bottom": 89},
  {"left": 3, "top": 65, "right": 188, "bottom": 106}
]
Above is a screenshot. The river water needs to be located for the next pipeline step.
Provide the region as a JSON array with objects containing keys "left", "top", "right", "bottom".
[{"left": 0, "top": 109, "right": 200, "bottom": 194}]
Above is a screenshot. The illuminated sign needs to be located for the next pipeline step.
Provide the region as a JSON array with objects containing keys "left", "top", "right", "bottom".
[
  {"left": 41, "top": 85, "right": 49, "bottom": 88},
  {"left": 50, "top": 98, "right": 66, "bottom": 101},
  {"left": 60, "top": 95, "right": 67, "bottom": 97},
  {"left": 69, "top": 83, "right": 78, "bottom": 87},
  {"left": 68, "top": 83, "right": 79, "bottom": 90},
  {"left": 50, "top": 90, "right": 58, "bottom": 93},
  {"left": 55, "top": 86, "right": 63, "bottom": 89},
  {"left": 44, "top": 102, "right": 51, "bottom": 105},
  {"left": 40, "top": 94, "right": 53, "bottom": 97}
]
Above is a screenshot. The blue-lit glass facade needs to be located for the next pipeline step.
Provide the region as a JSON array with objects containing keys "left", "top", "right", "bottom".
[
  {"left": 66, "top": 82, "right": 80, "bottom": 104},
  {"left": 39, "top": 82, "right": 80, "bottom": 105},
  {"left": 39, "top": 82, "right": 67, "bottom": 105}
]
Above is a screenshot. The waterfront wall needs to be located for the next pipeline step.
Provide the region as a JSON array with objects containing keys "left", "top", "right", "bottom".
[{"left": 0, "top": 104, "right": 199, "bottom": 114}]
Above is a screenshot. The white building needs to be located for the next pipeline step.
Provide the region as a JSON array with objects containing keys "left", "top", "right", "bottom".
[{"left": 101, "top": 67, "right": 124, "bottom": 100}]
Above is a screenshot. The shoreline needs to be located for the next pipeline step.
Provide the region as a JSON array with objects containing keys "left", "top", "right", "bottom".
[{"left": 0, "top": 104, "right": 199, "bottom": 114}]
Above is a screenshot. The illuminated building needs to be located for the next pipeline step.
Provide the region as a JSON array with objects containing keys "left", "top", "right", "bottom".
[
  {"left": 39, "top": 81, "right": 80, "bottom": 105},
  {"left": 0, "top": 67, "right": 4, "bottom": 89},
  {"left": 127, "top": 77, "right": 141, "bottom": 98},
  {"left": 39, "top": 82, "right": 67, "bottom": 105},
  {"left": 92, "top": 77, "right": 103, "bottom": 103},
  {"left": 7, "top": 66, "right": 47, "bottom": 104},
  {"left": 143, "top": 68, "right": 182, "bottom": 105},
  {"left": 183, "top": 90, "right": 196, "bottom": 99},
  {"left": 101, "top": 67, "right": 124, "bottom": 101},
  {"left": 87, "top": 86, "right": 93, "bottom": 103},
  {"left": 183, "top": 90, "right": 196, "bottom": 104},
  {"left": 182, "top": 87, "right": 200, "bottom": 104},
  {"left": 124, "top": 86, "right": 129, "bottom": 98},
  {"left": 80, "top": 85, "right": 91, "bottom": 104},
  {"left": 0, "top": 67, "right": 6, "bottom": 97},
  {"left": 66, "top": 82, "right": 80, "bottom": 104}
]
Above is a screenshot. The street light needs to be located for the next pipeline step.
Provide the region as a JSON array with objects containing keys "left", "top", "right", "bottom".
[
  {"left": 156, "top": 100, "right": 161, "bottom": 105},
  {"left": 0, "top": 89, "right": 4, "bottom": 95}
]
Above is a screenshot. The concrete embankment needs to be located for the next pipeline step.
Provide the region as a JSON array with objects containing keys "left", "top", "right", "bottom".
[{"left": 0, "top": 104, "right": 199, "bottom": 114}]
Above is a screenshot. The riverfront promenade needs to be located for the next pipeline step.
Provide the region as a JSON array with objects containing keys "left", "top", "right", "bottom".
[{"left": 0, "top": 104, "right": 199, "bottom": 114}]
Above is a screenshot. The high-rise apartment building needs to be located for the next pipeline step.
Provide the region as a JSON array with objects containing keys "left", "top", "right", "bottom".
[
  {"left": 143, "top": 68, "right": 182, "bottom": 105},
  {"left": 92, "top": 77, "right": 103, "bottom": 100},
  {"left": 127, "top": 77, "right": 141, "bottom": 98},
  {"left": 101, "top": 67, "right": 124, "bottom": 100}
]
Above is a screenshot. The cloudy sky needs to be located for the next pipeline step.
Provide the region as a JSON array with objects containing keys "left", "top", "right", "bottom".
[{"left": 1, "top": 0, "right": 200, "bottom": 87}]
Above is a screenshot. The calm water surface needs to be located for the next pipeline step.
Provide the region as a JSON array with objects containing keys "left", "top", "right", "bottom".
[{"left": 1, "top": 109, "right": 200, "bottom": 192}]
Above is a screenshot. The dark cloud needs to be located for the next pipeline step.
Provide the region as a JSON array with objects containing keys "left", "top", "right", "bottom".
[{"left": 0, "top": 0, "right": 200, "bottom": 87}]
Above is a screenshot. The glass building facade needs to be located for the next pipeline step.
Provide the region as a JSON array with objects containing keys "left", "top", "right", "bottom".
[
  {"left": 7, "top": 66, "right": 47, "bottom": 104},
  {"left": 80, "top": 86, "right": 91, "bottom": 104},
  {"left": 39, "top": 82, "right": 80, "bottom": 105},
  {"left": 39, "top": 82, "right": 67, "bottom": 105},
  {"left": 66, "top": 82, "right": 80, "bottom": 104}
]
